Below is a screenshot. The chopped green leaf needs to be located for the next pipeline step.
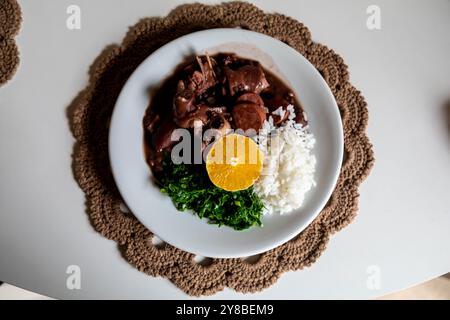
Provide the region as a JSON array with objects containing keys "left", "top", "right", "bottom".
[{"left": 158, "top": 159, "right": 264, "bottom": 231}]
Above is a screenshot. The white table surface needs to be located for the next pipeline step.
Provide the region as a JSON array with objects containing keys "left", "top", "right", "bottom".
[{"left": 1, "top": 0, "right": 449, "bottom": 300}]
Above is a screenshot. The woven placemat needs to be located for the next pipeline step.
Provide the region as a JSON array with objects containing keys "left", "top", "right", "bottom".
[
  {"left": 0, "top": 0, "right": 21, "bottom": 86},
  {"left": 68, "top": 2, "right": 374, "bottom": 296}
]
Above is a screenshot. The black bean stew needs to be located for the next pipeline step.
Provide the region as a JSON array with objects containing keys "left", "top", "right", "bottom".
[{"left": 143, "top": 53, "right": 307, "bottom": 174}]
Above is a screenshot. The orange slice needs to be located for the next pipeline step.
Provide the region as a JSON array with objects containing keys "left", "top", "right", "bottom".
[{"left": 206, "top": 134, "right": 264, "bottom": 191}]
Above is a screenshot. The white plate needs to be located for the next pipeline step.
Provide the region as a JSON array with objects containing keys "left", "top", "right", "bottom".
[{"left": 109, "top": 29, "right": 343, "bottom": 258}]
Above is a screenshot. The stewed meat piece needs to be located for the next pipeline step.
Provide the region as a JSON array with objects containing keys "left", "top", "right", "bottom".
[
  {"left": 233, "top": 92, "right": 267, "bottom": 131},
  {"left": 143, "top": 112, "right": 160, "bottom": 132},
  {"left": 206, "top": 113, "right": 231, "bottom": 139},
  {"left": 175, "top": 104, "right": 229, "bottom": 130},
  {"left": 175, "top": 104, "right": 210, "bottom": 128},
  {"left": 153, "top": 119, "right": 179, "bottom": 152},
  {"left": 232, "top": 102, "right": 267, "bottom": 131},
  {"left": 225, "top": 64, "right": 269, "bottom": 96},
  {"left": 294, "top": 110, "right": 308, "bottom": 127},
  {"left": 173, "top": 88, "right": 196, "bottom": 119},
  {"left": 185, "top": 56, "right": 217, "bottom": 96},
  {"left": 272, "top": 107, "right": 290, "bottom": 125},
  {"left": 265, "top": 92, "right": 307, "bottom": 126},
  {"left": 236, "top": 92, "right": 265, "bottom": 107}
]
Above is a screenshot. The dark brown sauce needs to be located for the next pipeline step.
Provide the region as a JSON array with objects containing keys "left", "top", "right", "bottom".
[{"left": 143, "top": 53, "right": 306, "bottom": 175}]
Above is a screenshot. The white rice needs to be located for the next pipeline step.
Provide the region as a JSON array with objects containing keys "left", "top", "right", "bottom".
[{"left": 254, "top": 105, "right": 316, "bottom": 214}]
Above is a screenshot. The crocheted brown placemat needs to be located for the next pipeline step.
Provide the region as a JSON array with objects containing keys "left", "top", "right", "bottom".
[
  {"left": 0, "top": 0, "right": 21, "bottom": 86},
  {"left": 68, "top": 2, "right": 374, "bottom": 296}
]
